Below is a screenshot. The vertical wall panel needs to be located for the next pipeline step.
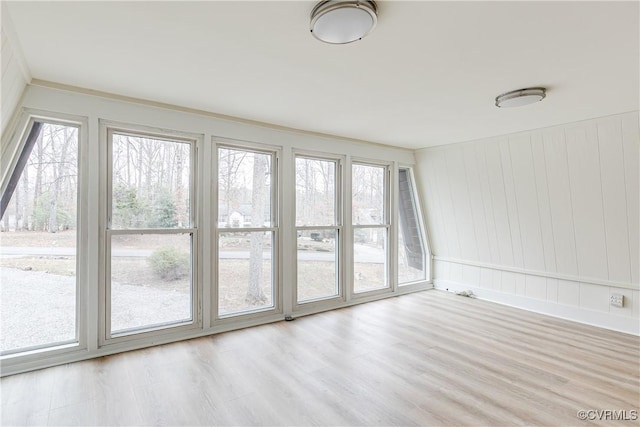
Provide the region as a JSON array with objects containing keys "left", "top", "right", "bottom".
[
  {"left": 462, "top": 265, "right": 480, "bottom": 286},
  {"left": 479, "top": 267, "right": 493, "bottom": 288},
  {"left": 417, "top": 112, "right": 639, "bottom": 333},
  {"left": 417, "top": 152, "right": 449, "bottom": 257},
  {"left": 530, "top": 132, "right": 557, "bottom": 273},
  {"left": 579, "top": 283, "right": 610, "bottom": 312},
  {"left": 546, "top": 278, "right": 559, "bottom": 303},
  {"left": 557, "top": 280, "right": 580, "bottom": 307},
  {"left": 446, "top": 147, "right": 479, "bottom": 261},
  {"left": 432, "top": 149, "right": 462, "bottom": 259},
  {"left": 525, "top": 276, "right": 547, "bottom": 300},
  {"left": 449, "top": 262, "right": 463, "bottom": 283},
  {"left": 485, "top": 141, "right": 514, "bottom": 266},
  {"left": 543, "top": 128, "right": 579, "bottom": 276},
  {"left": 509, "top": 134, "right": 545, "bottom": 271},
  {"left": 515, "top": 274, "right": 526, "bottom": 296},
  {"left": 426, "top": 155, "right": 450, "bottom": 257},
  {"left": 622, "top": 114, "right": 640, "bottom": 284},
  {"left": 501, "top": 272, "right": 516, "bottom": 294},
  {"left": 463, "top": 145, "right": 491, "bottom": 263},
  {"left": 1, "top": 31, "right": 12, "bottom": 74},
  {"left": 1, "top": 22, "right": 29, "bottom": 137},
  {"left": 597, "top": 116, "right": 632, "bottom": 283},
  {"left": 475, "top": 143, "right": 501, "bottom": 264},
  {"left": 499, "top": 138, "right": 525, "bottom": 268},
  {"left": 565, "top": 124, "right": 609, "bottom": 279}
]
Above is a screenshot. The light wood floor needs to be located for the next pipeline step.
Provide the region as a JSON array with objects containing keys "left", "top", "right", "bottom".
[{"left": 2, "top": 290, "right": 639, "bottom": 426}]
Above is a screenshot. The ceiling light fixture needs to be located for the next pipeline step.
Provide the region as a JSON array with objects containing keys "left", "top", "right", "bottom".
[
  {"left": 310, "top": 0, "right": 378, "bottom": 44},
  {"left": 495, "top": 87, "right": 546, "bottom": 108}
]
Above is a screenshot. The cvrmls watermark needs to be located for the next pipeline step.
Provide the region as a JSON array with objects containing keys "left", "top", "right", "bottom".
[{"left": 577, "top": 409, "right": 638, "bottom": 421}]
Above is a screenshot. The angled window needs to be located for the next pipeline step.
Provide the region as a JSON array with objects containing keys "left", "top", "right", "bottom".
[
  {"left": 106, "top": 129, "right": 197, "bottom": 338},
  {"left": 1, "top": 121, "right": 80, "bottom": 354},
  {"left": 295, "top": 155, "right": 341, "bottom": 303},
  {"left": 398, "top": 168, "right": 427, "bottom": 284},
  {"left": 352, "top": 162, "right": 389, "bottom": 293},
  {"left": 216, "top": 146, "right": 277, "bottom": 317}
]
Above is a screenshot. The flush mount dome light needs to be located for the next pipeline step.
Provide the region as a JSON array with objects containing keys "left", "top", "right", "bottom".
[
  {"left": 310, "top": 0, "right": 378, "bottom": 44},
  {"left": 495, "top": 87, "right": 546, "bottom": 108}
]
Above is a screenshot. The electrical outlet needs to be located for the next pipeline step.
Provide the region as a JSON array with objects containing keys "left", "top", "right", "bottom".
[{"left": 610, "top": 293, "right": 624, "bottom": 308}]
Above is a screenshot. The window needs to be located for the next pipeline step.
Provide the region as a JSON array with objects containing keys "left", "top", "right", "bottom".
[
  {"left": 0, "top": 97, "right": 434, "bottom": 376},
  {"left": 352, "top": 162, "right": 389, "bottom": 293},
  {"left": 217, "top": 146, "right": 277, "bottom": 317},
  {"left": 295, "top": 155, "right": 341, "bottom": 303},
  {"left": 398, "top": 168, "right": 427, "bottom": 284},
  {"left": 0, "top": 121, "right": 80, "bottom": 354},
  {"left": 106, "top": 129, "right": 196, "bottom": 338}
]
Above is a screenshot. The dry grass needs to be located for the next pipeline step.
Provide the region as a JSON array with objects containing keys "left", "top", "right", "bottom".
[
  {"left": 0, "top": 257, "right": 76, "bottom": 276},
  {"left": 1, "top": 232, "right": 392, "bottom": 313}
]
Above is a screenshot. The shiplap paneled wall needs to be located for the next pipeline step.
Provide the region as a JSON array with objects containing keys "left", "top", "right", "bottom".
[
  {"left": 1, "top": 6, "right": 30, "bottom": 136},
  {"left": 415, "top": 112, "right": 640, "bottom": 334}
]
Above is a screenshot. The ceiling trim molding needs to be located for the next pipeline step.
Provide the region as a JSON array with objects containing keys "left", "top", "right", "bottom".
[{"left": 28, "top": 79, "right": 410, "bottom": 153}]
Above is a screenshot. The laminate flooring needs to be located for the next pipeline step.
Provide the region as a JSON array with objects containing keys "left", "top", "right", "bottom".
[{"left": 2, "top": 290, "right": 639, "bottom": 426}]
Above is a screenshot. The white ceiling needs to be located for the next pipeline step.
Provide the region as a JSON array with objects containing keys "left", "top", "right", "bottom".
[{"left": 5, "top": 1, "right": 639, "bottom": 149}]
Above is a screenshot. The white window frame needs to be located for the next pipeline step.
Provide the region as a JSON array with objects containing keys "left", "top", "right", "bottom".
[
  {"left": 101, "top": 124, "right": 201, "bottom": 345},
  {"left": 0, "top": 110, "right": 88, "bottom": 360},
  {"left": 292, "top": 151, "right": 344, "bottom": 308},
  {"left": 212, "top": 139, "right": 282, "bottom": 322},
  {"left": 350, "top": 159, "right": 392, "bottom": 297}
]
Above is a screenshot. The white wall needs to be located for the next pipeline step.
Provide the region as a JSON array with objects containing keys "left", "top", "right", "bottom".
[
  {"left": 415, "top": 111, "right": 640, "bottom": 334},
  {"left": 1, "top": 4, "right": 30, "bottom": 136}
]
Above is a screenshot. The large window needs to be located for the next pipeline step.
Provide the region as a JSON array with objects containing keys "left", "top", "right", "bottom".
[
  {"left": 295, "top": 155, "right": 341, "bottom": 303},
  {"left": 216, "top": 146, "right": 277, "bottom": 317},
  {"left": 1, "top": 107, "right": 431, "bottom": 375},
  {"left": 352, "top": 162, "right": 389, "bottom": 293},
  {"left": 0, "top": 121, "right": 80, "bottom": 354},
  {"left": 106, "top": 129, "right": 196, "bottom": 338},
  {"left": 398, "top": 168, "right": 427, "bottom": 284}
]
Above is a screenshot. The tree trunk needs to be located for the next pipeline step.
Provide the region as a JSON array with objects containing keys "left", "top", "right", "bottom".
[
  {"left": 21, "top": 165, "right": 29, "bottom": 230},
  {"left": 48, "top": 127, "right": 71, "bottom": 233},
  {"left": 175, "top": 146, "right": 184, "bottom": 227},
  {"left": 14, "top": 183, "right": 19, "bottom": 231},
  {"left": 33, "top": 132, "right": 43, "bottom": 230},
  {"left": 247, "top": 154, "right": 267, "bottom": 304}
]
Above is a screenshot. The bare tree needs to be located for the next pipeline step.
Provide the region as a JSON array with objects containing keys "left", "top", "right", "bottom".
[
  {"left": 47, "top": 126, "right": 73, "bottom": 233},
  {"left": 247, "top": 154, "right": 268, "bottom": 304},
  {"left": 218, "top": 150, "right": 247, "bottom": 226}
]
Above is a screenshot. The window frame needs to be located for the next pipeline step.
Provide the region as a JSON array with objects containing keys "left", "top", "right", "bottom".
[
  {"left": 0, "top": 110, "right": 88, "bottom": 359},
  {"left": 101, "top": 124, "right": 201, "bottom": 345},
  {"left": 212, "top": 139, "right": 282, "bottom": 321},
  {"left": 292, "top": 151, "right": 344, "bottom": 308},
  {"left": 350, "top": 159, "right": 392, "bottom": 297}
]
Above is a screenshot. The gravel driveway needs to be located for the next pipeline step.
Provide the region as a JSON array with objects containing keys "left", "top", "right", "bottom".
[{"left": 0, "top": 267, "right": 191, "bottom": 352}]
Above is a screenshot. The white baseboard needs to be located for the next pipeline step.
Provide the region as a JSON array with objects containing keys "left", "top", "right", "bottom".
[{"left": 434, "top": 279, "right": 639, "bottom": 336}]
